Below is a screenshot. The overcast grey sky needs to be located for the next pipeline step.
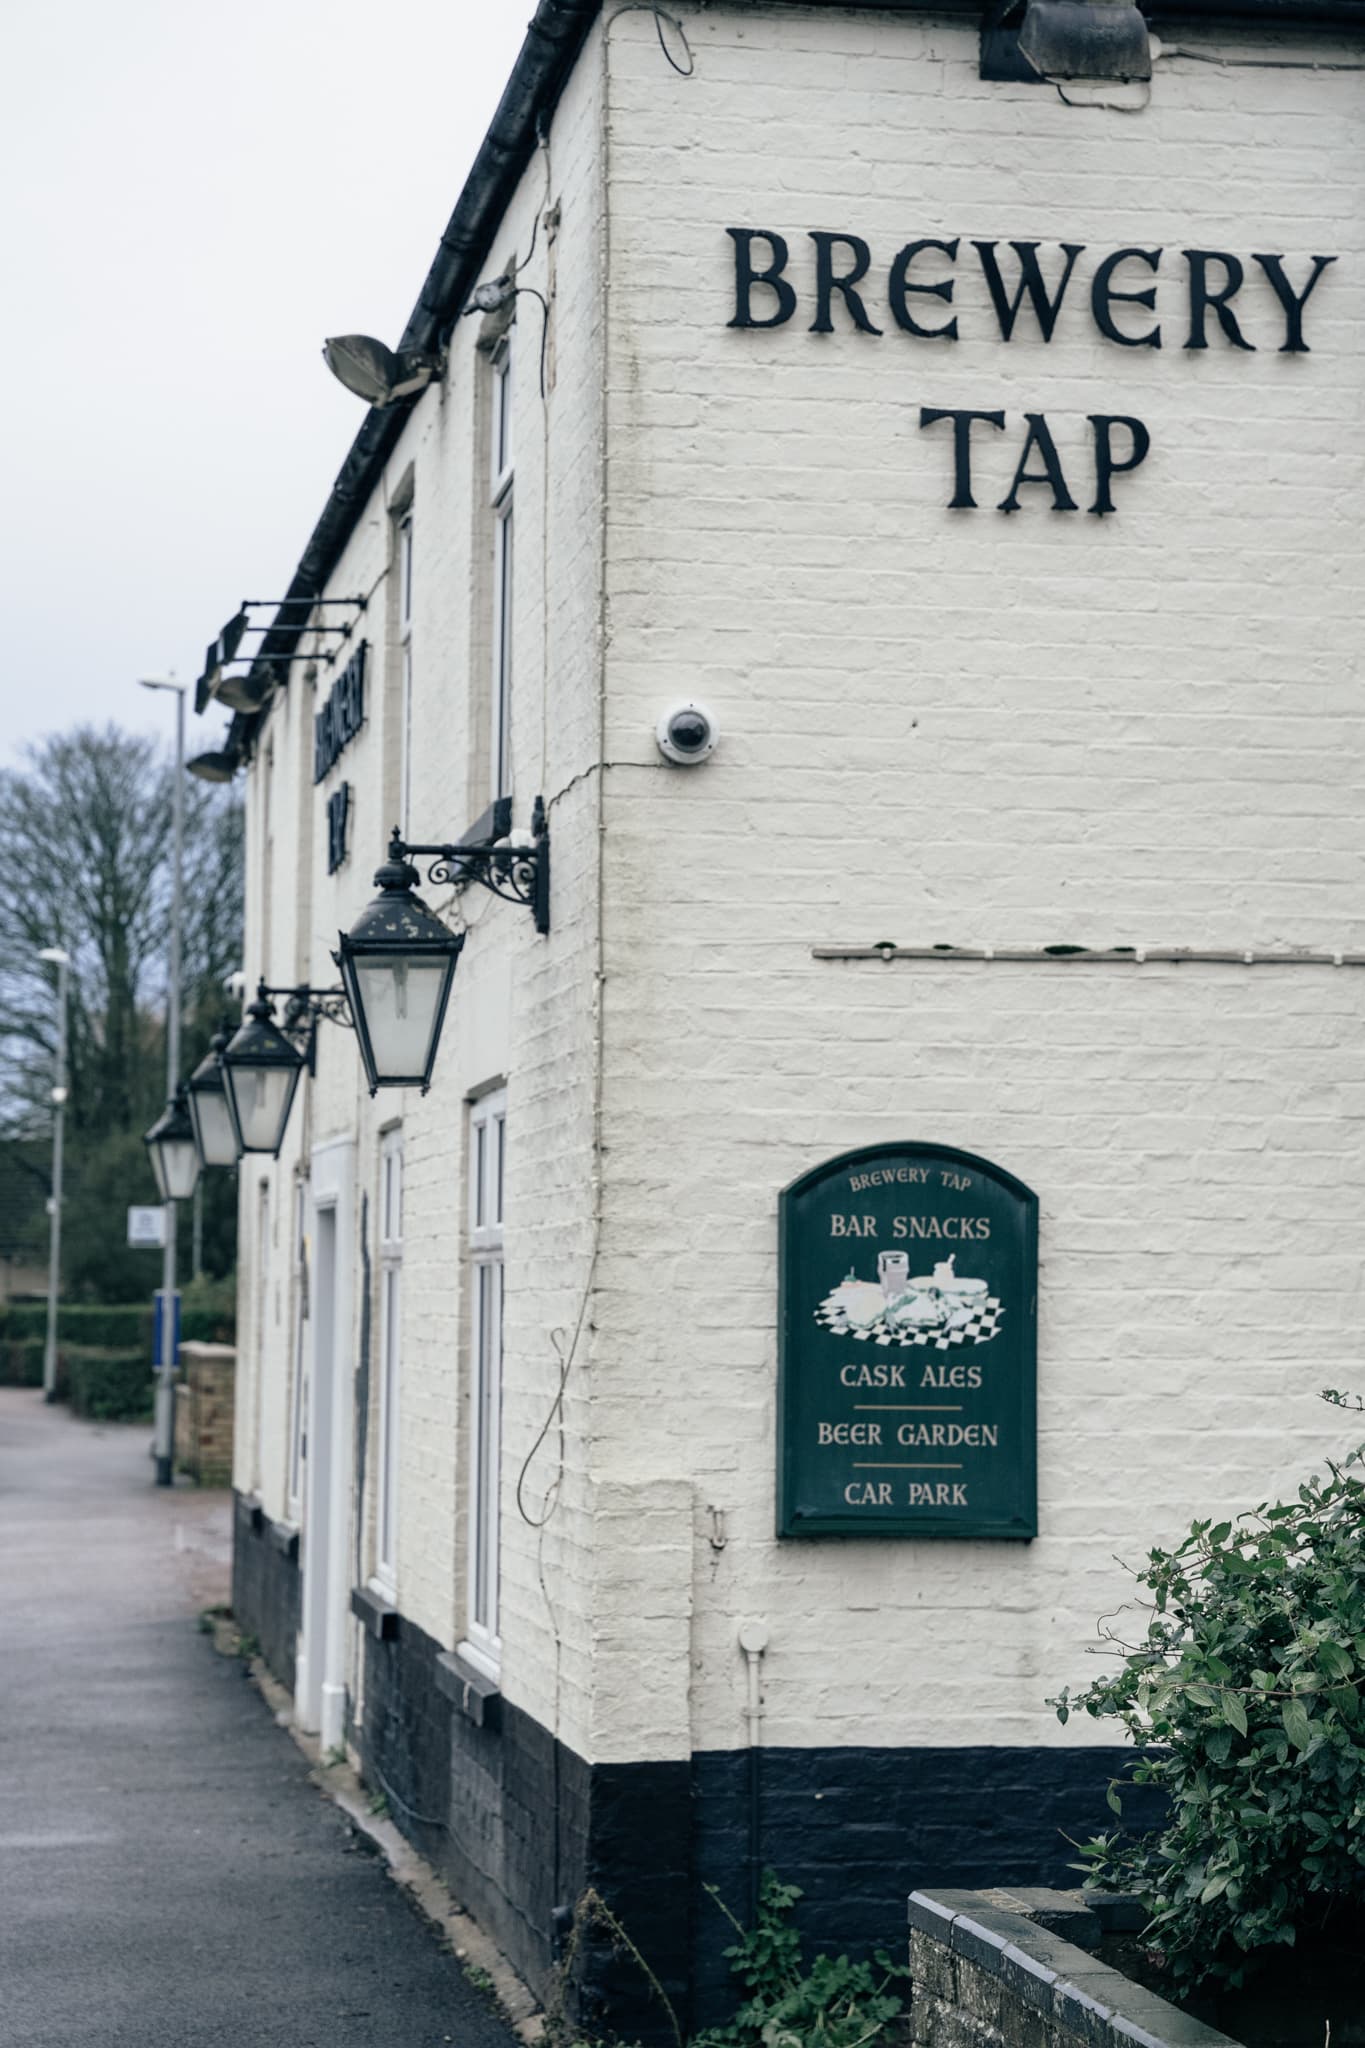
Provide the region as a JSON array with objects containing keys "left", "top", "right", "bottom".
[{"left": 0, "top": 0, "right": 530, "bottom": 768}]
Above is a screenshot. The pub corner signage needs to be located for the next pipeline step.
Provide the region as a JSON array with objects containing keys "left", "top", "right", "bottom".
[
  {"left": 778, "top": 1143, "right": 1037, "bottom": 1541},
  {"left": 313, "top": 641, "right": 366, "bottom": 784}
]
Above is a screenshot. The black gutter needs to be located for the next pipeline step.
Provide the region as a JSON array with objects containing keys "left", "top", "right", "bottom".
[
  {"left": 218, "top": 0, "right": 604, "bottom": 740},
  {"left": 220, "top": 0, "right": 1362, "bottom": 748}
]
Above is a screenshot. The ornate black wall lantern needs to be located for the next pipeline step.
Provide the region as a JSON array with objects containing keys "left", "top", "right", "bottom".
[
  {"left": 220, "top": 988, "right": 309, "bottom": 1158},
  {"left": 335, "top": 800, "right": 547, "bottom": 1095},
  {"left": 220, "top": 981, "right": 354, "bottom": 1155},
  {"left": 334, "top": 844, "right": 466, "bottom": 1094},
  {"left": 185, "top": 1028, "right": 240, "bottom": 1169},
  {"left": 144, "top": 1087, "right": 201, "bottom": 1202}
]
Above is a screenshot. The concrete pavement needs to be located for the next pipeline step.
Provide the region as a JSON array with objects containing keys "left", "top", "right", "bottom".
[{"left": 0, "top": 1390, "right": 521, "bottom": 2048}]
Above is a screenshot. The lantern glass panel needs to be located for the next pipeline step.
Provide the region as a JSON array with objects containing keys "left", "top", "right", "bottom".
[
  {"left": 158, "top": 1134, "right": 201, "bottom": 1202},
  {"left": 189, "top": 1087, "right": 240, "bottom": 1168},
  {"left": 148, "top": 1143, "right": 169, "bottom": 1201},
  {"left": 225, "top": 1061, "right": 298, "bottom": 1154},
  {"left": 350, "top": 955, "right": 451, "bottom": 1084}
]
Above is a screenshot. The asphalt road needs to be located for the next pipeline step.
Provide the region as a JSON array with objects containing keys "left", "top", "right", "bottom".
[{"left": 0, "top": 1389, "right": 519, "bottom": 2048}]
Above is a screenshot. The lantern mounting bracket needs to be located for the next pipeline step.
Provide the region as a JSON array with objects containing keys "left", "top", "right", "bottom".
[
  {"left": 394, "top": 794, "right": 550, "bottom": 935},
  {"left": 256, "top": 980, "right": 353, "bottom": 1076}
]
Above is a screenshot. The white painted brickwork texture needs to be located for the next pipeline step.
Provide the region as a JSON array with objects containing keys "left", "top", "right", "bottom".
[
  {"left": 237, "top": 4, "right": 1365, "bottom": 1773},
  {"left": 237, "top": 40, "right": 608, "bottom": 1758},
  {"left": 591, "top": 8, "right": 1365, "bottom": 1758}
]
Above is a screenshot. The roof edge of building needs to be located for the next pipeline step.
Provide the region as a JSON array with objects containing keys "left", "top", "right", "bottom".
[
  {"left": 223, "top": 0, "right": 604, "bottom": 741},
  {"left": 223, "top": 0, "right": 1362, "bottom": 754}
]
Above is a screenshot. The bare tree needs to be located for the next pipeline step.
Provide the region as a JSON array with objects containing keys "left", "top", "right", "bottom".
[{"left": 0, "top": 723, "right": 243, "bottom": 1141}]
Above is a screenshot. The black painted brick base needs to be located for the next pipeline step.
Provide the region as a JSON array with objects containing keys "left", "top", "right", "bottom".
[
  {"left": 230, "top": 1494, "right": 300, "bottom": 1695},
  {"left": 688, "top": 1744, "right": 1165, "bottom": 2027},
  {"left": 351, "top": 1611, "right": 1155, "bottom": 2043},
  {"left": 353, "top": 1615, "right": 692, "bottom": 2043},
  {"left": 229, "top": 1517, "right": 1160, "bottom": 2046}
]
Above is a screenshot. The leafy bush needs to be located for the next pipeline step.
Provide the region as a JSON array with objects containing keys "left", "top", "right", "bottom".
[
  {"left": 64, "top": 1345, "right": 155, "bottom": 1422},
  {"left": 1, "top": 1302, "right": 151, "bottom": 1347},
  {"left": 180, "top": 1273, "right": 236, "bottom": 1343},
  {"left": 0, "top": 1290, "right": 235, "bottom": 1351},
  {"left": 0, "top": 1335, "right": 46, "bottom": 1386},
  {"left": 547, "top": 1874, "right": 908, "bottom": 2048},
  {"left": 1051, "top": 1443, "right": 1365, "bottom": 1991},
  {"left": 695, "top": 1873, "right": 910, "bottom": 2048}
]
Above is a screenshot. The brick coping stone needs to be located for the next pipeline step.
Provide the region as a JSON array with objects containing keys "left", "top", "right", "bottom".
[{"left": 908, "top": 1887, "right": 1242, "bottom": 2048}]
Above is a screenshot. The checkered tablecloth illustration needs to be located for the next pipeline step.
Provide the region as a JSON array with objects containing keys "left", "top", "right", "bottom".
[{"left": 815, "top": 1294, "right": 1004, "bottom": 1351}]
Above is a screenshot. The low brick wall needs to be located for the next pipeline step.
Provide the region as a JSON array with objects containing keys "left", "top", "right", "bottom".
[
  {"left": 174, "top": 1341, "right": 235, "bottom": 1485},
  {"left": 908, "top": 1888, "right": 1240, "bottom": 2048}
]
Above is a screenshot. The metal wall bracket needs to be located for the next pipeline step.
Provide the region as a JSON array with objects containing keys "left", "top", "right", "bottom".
[
  {"left": 258, "top": 980, "right": 354, "bottom": 1076},
  {"left": 396, "top": 794, "right": 551, "bottom": 936}
]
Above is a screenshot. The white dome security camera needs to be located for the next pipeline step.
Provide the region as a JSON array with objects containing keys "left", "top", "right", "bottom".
[{"left": 656, "top": 701, "right": 718, "bottom": 765}]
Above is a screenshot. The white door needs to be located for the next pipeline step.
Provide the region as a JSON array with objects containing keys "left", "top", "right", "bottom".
[{"left": 295, "top": 1139, "right": 355, "bottom": 1747}]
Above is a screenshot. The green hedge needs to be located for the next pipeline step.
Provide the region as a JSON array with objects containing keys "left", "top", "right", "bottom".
[
  {"left": 2, "top": 1303, "right": 149, "bottom": 1346},
  {"left": 0, "top": 1336, "right": 45, "bottom": 1387},
  {"left": 0, "top": 1296, "right": 235, "bottom": 1349},
  {"left": 64, "top": 1345, "right": 155, "bottom": 1423}
]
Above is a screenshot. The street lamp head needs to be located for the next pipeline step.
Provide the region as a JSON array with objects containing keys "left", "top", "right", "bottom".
[
  {"left": 144, "top": 1087, "right": 201, "bottom": 1203},
  {"left": 39, "top": 946, "right": 70, "bottom": 965},
  {"left": 138, "top": 674, "right": 185, "bottom": 695},
  {"left": 186, "top": 1028, "right": 242, "bottom": 1169},
  {"left": 333, "top": 833, "right": 465, "bottom": 1095},
  {"left": 220, "top": 987, "right": 307, "bottom": 1157}
]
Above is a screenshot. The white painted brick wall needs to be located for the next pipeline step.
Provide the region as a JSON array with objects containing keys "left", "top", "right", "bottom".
[
  {"left": 236, "top": 30, "right": 609, "bottom": 1760},
  {"left": 588, "top": 5, "right": 1365, "bottom": 1759},
  {"left": 238, "top": 2, "right": 1365, "bottom": 1774}
]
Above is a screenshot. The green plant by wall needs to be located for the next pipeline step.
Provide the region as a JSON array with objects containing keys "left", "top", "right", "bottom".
[
  {"left": 0, "top": 1335, "right": 46, "bottom": 1386},
  {"left": 546, "top": 1874, "right": 909, "bottom": 2048},
  {"left": 696, "top": 1874, "right": 910, "bottom": 2048},
  {"left": 178, "top": 1272, "right": 236, "bottom": 1342},
  {"left": 1050, "top": 1431, "right": 1365, "bottom": 1992},
  {"left": 64, "top": 1345, "right": 154, "bottom": 1422},
  {"left": 0, "top": 1295, "right": 235, "bottom": 1352}
]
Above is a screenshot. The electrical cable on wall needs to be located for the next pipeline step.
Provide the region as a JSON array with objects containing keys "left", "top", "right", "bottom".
[
  {"left": 1055, "top": 79, "right": 1151, "bottom": 110},
  {"left": 1156, "top": 41, "right": 1365, "bottom": 69},
  {"left": 607, "top": 2, "right": 695, "bottom": 76}
]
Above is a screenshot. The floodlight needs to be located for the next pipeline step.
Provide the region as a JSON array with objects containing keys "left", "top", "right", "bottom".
[
  {"left": 322, "top": 334, "right": 443, "bottom": 407},
  {"left": 187, "top": 750, "right": 240, "bottom": 784}
]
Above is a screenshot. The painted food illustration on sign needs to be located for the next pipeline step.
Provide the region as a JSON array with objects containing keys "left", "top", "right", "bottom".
[{"left": 816, "top": 1253, "right": 1003, "bottom": 1350}]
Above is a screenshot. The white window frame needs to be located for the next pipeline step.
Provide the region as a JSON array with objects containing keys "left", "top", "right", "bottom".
[
  {"left": 398, "top": 511, "right": 415, "bottom": 834},
  {"left": 374, "top": 1129, "right": 404, "bottom": 1596},
  {"left": 489, "top": 341, "right": 514, "bottom": 804},
  {"left": 286, "top": 1178, "right": 308, "bottom": 1523},
  {"left": 462, "top": 1087, "right": 506, "bottom": 1675}
]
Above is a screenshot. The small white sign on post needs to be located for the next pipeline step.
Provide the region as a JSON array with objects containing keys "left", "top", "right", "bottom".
[{"left": 127, "top": 1205, "right": 167, "bottom": 1249}]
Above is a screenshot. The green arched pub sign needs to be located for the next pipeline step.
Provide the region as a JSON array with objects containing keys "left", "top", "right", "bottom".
[{"left": 778, "top": 1143, "right": 1037, "bottom": 1539}]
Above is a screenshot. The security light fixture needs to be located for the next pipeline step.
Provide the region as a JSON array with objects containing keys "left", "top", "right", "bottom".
[
  {"left": 193, "top": 597, "right": 369, "bottom": 713},
  {"left": 213, "top": 666, "right": 277, "bottom": 714},
  {"left": 187, "top": 748, "right": 241, "bottom": 784},
  {"left": 322, "top": 334, "right": 444, "bottom": 407},
  {"left": 981, "top": 0, "right": 1150, "bottom": 80},
  {"left": 334, "top": 841, "right": 467, "bottom": 1094},
  {"left": 186, "top": 1029, "right": 240, "bottom": 1169},
  {"left": 144, "top": 1087, "right": 201, "bottom": 1203},
  {"left": 1018, "top": 0, "right": 1150, "bottom": 77},
  {"left": 220, "top": 987, "right": 308, "bottom": 1157}
]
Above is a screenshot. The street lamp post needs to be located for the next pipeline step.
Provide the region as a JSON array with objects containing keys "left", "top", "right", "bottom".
[
  {"left": 140, "top": 674, "right": 187, "bottom": 1487},
  {"left": 39, "top": 947, "right": 70, "bottom": 1403}
]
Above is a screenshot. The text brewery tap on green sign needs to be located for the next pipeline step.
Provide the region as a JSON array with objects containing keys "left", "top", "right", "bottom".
[{"left": 778, "top": 1144, "right": 1037, "bottom": 1539}]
